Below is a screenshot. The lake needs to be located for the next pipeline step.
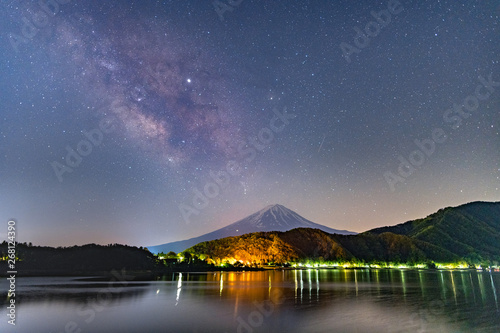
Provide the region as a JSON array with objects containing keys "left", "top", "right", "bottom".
[{"left": 1, "top": 269, "right": 499, "bottom": 332}]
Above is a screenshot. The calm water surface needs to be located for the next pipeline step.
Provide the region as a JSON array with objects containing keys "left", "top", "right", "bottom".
[{"left": 1, "top": 269, "right": 499, "bottom": 333}]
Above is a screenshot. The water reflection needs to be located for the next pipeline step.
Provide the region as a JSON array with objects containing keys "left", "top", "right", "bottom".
[
  {"left": 418, "top": 269, "right": 425, "bottom": 298},
  {"left": 478, "top": 272, "right": 487, "bottom": 304},
  {"left": 401, "top": 269, "right": 407, "bottom": 298},
  {"left": 450, "top": 270, "right": 457, "bottom": 305},
  {"left": 0, "top": 270, "right": 499, "bottom": 332},
  {"left": 176, "top": 272, "right": 182, "bottom": 305},
  {"left": 220, "top": 273, "right": 224, "bottom": 296},
  {"left": 490, "top": 271, "right": 499, "bottom": 312},
  {"left": 0, "top": 277, "right": 149, "bottom": 307}
]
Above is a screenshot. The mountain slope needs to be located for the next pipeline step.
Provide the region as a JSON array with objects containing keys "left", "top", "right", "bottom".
[
  {"left": 187, "top": 228, "right": 460, "bottom": 265},
  {"left": 186, "top": 201, "right": 500, "bottom": 265},
  {"left": 149, "top": 204, "right": 356, "bottom": 253},
  {"left": 366, "top": 201, "right": 500, "bottom": 261}
]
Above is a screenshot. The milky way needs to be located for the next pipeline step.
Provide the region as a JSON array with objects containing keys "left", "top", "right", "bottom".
[{"left": 38, "top": 5, "right": 247, "bottom": 171}]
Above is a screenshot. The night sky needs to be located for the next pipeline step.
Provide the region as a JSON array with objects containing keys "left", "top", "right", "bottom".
[{"left": 1, "top": 0, "right": 499, "bottom": 247}]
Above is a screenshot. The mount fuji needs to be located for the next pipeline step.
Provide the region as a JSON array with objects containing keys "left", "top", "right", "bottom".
[{"left": 148, "top": 204, "right": 356, "bottom": 253}]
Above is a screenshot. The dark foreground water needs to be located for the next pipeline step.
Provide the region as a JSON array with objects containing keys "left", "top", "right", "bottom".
[{"left": 1, "top": 269, "right": 499, "bottom": 333}]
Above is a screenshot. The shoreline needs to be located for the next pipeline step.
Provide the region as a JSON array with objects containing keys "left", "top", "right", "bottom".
[{"left": 2, "top": 266, "right": 498, "bottom": 279}]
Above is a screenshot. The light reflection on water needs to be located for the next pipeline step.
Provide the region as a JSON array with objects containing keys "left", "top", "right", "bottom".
[{"left": 0, "top": 269, "right": 499, "bottom": 333}]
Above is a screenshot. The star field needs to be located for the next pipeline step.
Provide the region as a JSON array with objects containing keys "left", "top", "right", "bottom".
[{"left": 0, "top": 0, "right": 498, "bottom": 247}]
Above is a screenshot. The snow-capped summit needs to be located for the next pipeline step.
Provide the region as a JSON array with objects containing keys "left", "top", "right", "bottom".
[
  {"left": 226, "top": 204, "right": 354, "bottom": 234},
  {"left": 148, "top": 204, "right": 356, "bottom": 253}
]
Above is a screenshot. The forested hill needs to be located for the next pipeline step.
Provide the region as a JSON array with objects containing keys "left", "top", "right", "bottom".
[
  {"left": 187, "top": 228, "right": 461, "bottom": 266},
  {"left": 187, "top": 201, "right": 500, "bottom": 266},
  {"left": 0, "top": 243, "right": 159, "bottom": 276},
  {"left": 366, "top": 201, "right": 500, "bottom": 262}
]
